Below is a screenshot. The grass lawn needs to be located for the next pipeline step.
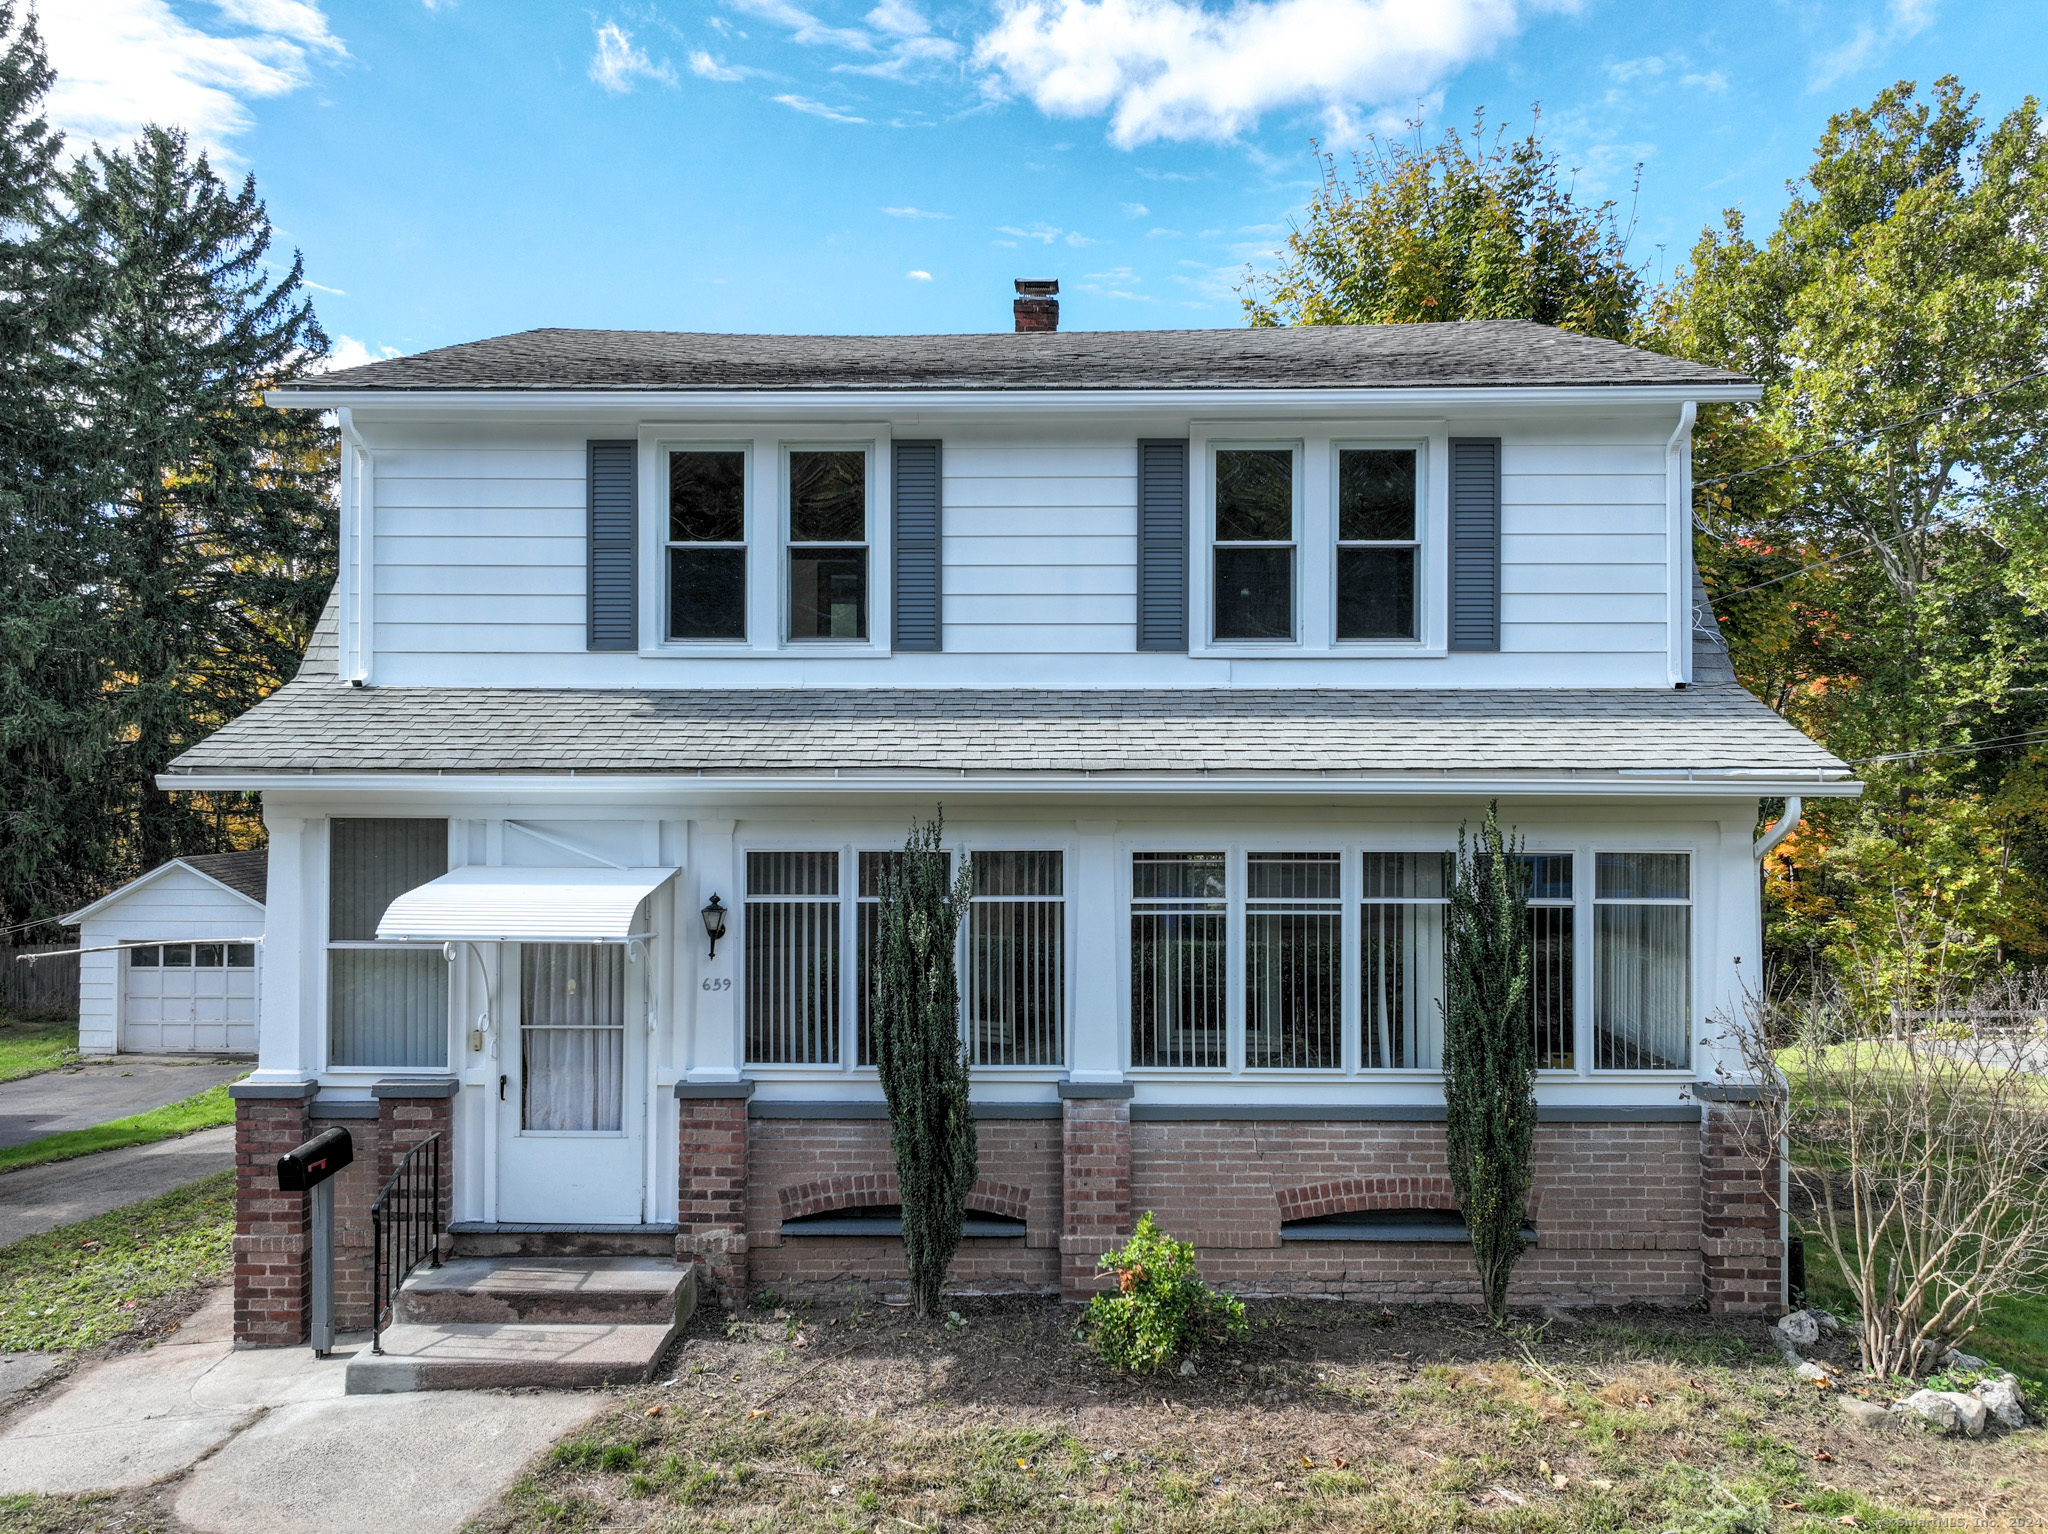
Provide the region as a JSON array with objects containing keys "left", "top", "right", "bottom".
[
  {"left": 0, "top": 1017, "right": 78, "bottom": 1084},
  {"left": 0, "top": 1169, "right": 233, "bottom": 1353},
  {"left": 0, "top": 1078, "right": 241, "bottom": 1176},
  {"left": 468, "top": 1294, "right": 2048, "bottom": 1534}
]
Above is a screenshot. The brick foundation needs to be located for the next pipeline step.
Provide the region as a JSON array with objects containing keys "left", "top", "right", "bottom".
[
  {"left": 677, "top": 1090, "right": 753, "bottom": 1306},
  {"left": 231, "top": 1084, "right": 316, "bottom": 1347},
  {"left": 1061, "top": 1095, "right": 1132, "bottom": 1299},
  {"left": 1700, "top": 1100, "right": 1784, "bottom": 1314}
]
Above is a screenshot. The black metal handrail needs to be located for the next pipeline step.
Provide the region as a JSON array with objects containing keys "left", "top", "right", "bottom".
[{"left": 370, "top": 1132, "right": 442, "bottom": 1354}]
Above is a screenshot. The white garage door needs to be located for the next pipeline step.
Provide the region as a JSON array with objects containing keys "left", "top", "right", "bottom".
[{"left": 124, "top": 943, "right": 258, "bottom": 1054}]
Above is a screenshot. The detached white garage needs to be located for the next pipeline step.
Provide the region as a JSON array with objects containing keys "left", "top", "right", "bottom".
[{"left": 63, "top": 852, "right": 266, "bottom": 1056}]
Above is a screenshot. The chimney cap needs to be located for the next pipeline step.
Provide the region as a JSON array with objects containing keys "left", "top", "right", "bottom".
[{"left": 1014, "top": 279, "right": 1059, "bottom": 298}]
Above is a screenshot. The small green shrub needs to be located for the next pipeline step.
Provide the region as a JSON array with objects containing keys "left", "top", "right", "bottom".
[{"left": 1082, "top": 1212, "right": 1247, "bottom": 1372}]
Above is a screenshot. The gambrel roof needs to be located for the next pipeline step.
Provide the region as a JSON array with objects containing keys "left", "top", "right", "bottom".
[{"left": 273, "top": 320, "right": 1748, "bottom": 396}]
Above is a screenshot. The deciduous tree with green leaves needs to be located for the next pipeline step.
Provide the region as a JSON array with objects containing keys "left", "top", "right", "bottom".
[
  {"left": 1241, "top": 111, "right": 1643, "bottom": 338},
  {"left": 1442, "top": 803, "right": 1537, "bottom": 1323},
  {"left": 872, "top": 813, "right": 978, "bottom": 1320}
]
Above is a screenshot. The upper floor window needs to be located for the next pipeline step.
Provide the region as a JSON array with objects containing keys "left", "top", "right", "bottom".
[
  {"left": 1212, "top": 448, "right": 1295, "bottom": 641},
  {"left": 667, "top": 450, "right": 747, "bottom": 642},
  {"left": 788, "top": 450, "right": 868, "bottom": 641},
  {"left": 1336, "top": 448, "right": 1418, "bottom": 640}
]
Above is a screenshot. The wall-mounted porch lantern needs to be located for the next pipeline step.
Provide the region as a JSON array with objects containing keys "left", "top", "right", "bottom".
[{"left": 701, "top": 894, "right": 728, "bottom": 959}]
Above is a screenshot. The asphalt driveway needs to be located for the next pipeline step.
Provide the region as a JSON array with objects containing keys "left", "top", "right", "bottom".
[{"left": 0, "top": 1059, "right": 248, "bottom": 1148}]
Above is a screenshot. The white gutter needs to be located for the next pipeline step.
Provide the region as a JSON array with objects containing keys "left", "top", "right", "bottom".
[
  {"left": 1666, "top": 401, "right": 1698, "bottom": 688},
  {"left": 1754, "top": 796, "right": 1804, "bottom": 861},
  {"left": 266, "top": 382, "right": 1764, "bottom": 415},
  {"left": 162, "top": 771, "right": 1863, "bottom": 800}
]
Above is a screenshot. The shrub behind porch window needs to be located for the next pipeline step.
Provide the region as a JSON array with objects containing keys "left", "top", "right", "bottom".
[{"left": 327, "top": 818, "right": 449, "bottom": 1068}]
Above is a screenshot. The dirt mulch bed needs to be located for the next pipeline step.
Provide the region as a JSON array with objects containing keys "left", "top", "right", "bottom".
[{"left": 470, "top": 1293, "right": 2048, "bottom": 1533}]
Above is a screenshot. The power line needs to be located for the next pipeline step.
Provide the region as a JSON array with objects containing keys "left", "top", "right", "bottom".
[
  {"left": 1848, "top": 728, "right": 2048, "bottom": 766},
  {"left": 1698, "top": 523, "right": 1922, "bottom": 605}
]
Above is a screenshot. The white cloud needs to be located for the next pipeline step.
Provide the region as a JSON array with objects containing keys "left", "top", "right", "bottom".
[
  {"left": 1146, "top": 226, "right": 1181, "bottom": 238},
  {"left": 1064, "top": 229, "right": 1100, "bottom": 246},
  {"left": 998, "top": 222, "right": 1063, "bottom": 242},
  {"left": 730, "top": 0, "right": 875, "bottom": 52},
  {"left": 1811, "top": 0, "right": 1936, "bottom": 90},
  {"left": 973, "top": 0, "right": 1539, "bottom": 148},
  {"left": 317, "top": 336, "right": 400, "bottom": 373},
  {"left": 1121, "top": 201, "right": 1149, "bottom": 217},
  {"left": 775, "top": 93, "right": 867, "bottom": 122},
  {"left": 591, "top": 22, "right": 677, "bottom": 93},
  {"left": 1680, "top": 70, "right": 1726, "bottom": 93},
  {"left": 40, "top": 0, "right": 345, "bottom": 156},
  {"left": 906, "top": 268, "right": 934, "bottom": 280},
  {"left": 688, "top": 50, "right": 753, "bottom": 82},
  {"left": 731, "top": 0, "right": 958, "bottom": 78},
  {"left": 883, "top": 205, "right": 952, "bottom": 218}
]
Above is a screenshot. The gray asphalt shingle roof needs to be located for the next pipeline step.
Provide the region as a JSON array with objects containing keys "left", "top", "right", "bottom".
[
  {"left": 274, "top": 321, "right": 1748, "bottom": 395},
  {"left": 180, "top": 851, "right": 268, "bottom": 904}
]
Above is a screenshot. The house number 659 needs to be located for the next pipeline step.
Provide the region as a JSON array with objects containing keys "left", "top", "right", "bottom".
[{"left": 700, "top": 977, "right": 732, "bottom": 991}]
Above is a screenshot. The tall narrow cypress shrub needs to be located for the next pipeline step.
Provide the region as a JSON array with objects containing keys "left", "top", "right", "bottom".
[
  {"left": 1442, "top": 802, "right": 1538, "bottom": 1322},
  {"left": 873, "top": 812, "right": 977, "bottom": 1319}
]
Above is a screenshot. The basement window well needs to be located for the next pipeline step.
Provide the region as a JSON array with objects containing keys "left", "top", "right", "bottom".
[
  {"left": 779, "top": 1205, "right": 1027, "bottom": 1240},
  {"left": 1280, "top": 1209, "right": 1539, "bottom": 1245}
]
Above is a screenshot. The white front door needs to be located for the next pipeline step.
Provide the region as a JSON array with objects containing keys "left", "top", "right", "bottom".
[
  {"left": 123, "top": 943, "right": 258, "bottom": 1054},
  {"left": 495, "top": 942, "right": 645, "bottom": 1224}
]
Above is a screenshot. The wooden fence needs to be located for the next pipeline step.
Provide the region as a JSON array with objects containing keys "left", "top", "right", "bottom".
[{"left": 2, "top": 945, "right": 79, "bottom": 1015}]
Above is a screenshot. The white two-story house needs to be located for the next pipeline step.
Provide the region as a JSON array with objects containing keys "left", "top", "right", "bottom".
[{"left": 173, "top": 291, "right": 1855, "bottom": 1362}]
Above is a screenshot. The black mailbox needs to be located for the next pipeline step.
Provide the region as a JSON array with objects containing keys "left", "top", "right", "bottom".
[{"left": 277, "top": 1127, "right": 354, "bottom": 1192}]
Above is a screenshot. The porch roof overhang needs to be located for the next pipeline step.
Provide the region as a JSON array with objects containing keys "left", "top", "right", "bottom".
[{"left": 375, "top": 866, "right": 675, "bottom": 944}]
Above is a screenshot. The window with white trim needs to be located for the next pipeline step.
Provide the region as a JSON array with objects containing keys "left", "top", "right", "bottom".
[
  {"left": 1360, "top": 852, "right": 1448, "bottom": 1068},
  {"left": 666, "top": 449, "right": 747, "bottom": 641},
  {"left": 1526, "top": 853, "right": 1576, "bottom": 1070},
  {"left": 1129, "top": 853, "right": 1227, "bottom": 1068},
  {"left": 966, "top": 852, "right": 1064, "bottom": 1067},
  {"left": 745, "top": 852, "right": 840, "bottom": 1064},
  {"left": 327, "top": 818, "right": 448, "bottom": 1068},
  {"left": 1245, "top": 852, "right": 1342, "bottom": 1069},
  {"left": 788, "top": 449, "right": 869, "bottom": 641},
  {"left": 1594, "top": 852, "right": 1691, "bottom": 1071},
  {"left": 1212, "top": 448, "right": 1295, "bottom": 641},
  {"left": 1336, "top": 448, "right": 1419, "bottom": 639}
]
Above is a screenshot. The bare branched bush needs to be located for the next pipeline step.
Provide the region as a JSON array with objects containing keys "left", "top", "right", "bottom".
[{"left": 1713, "top": 975, "right": 2048, "bottom": 1378}]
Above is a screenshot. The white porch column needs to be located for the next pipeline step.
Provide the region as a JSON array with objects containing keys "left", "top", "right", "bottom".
[
  {"left": 1699, "top": 808, "right": 1764, "bottom": 1083},
  {"left": 685, "top": 819, "right": 744, "bottom": 1083},
  {"left": 1068, "top": 819, "right": 1123, "bottom": 1084},
  {"left": 253, "top": 809, "right": 318, "bottom": 1083}
]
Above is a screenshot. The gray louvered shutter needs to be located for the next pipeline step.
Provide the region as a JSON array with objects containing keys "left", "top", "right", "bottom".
[
  {"left": 892, "top": 440, "right": 942, "bottom": 652},
  {"left": 1135, "top": 439, "right": 1189, "bottom": 652},
  {"left": 587, "top": 440, "right": 638, "bottom": 651},
  {"left": 1448, "top": 437, "right": 1502, "bottom": 652}
]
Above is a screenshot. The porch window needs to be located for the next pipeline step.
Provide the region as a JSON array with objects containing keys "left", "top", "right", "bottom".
[
  {"left": 1336, "top": 448, "right": 1418, "bottom": 639},
  {"left": 520, "top": 943, "right": 624, "bottom": 1132},
  {"left": 327, "top": 818, "right": 448, "bottom": 1068},
  {"left": 1594, "top": 852, "right": 1691, "bottom": 1070},
  {"left": 1130, "top": 853, "right": 1227, "bottom": 1068},
  {"left": 853, "top": 849, "right": 952, "bottom": 1067},
  {"left": 1244, "top": 852, "right": 1341, "bottom": 1069},
  {"left": 745, "top": 852, "right": 840, "bottom": 1064},
  {"left": 1360, "top": 852, "right": 1449, "bottom": 1068},
  {"left": 667, "top": 449, "right": 747, "bottom": 641},
  {"left": 967, "top": 852, "right": 1065, "bottom": 1067},
  {"left": 1213, "top": 448, "right": 1294, "bottom": 641},
  {"left": 788, "top": 450, "right": 868, "bottom": 641},
  {"left": 1526, "top": 853, "right": 1575, "bottom": 1069}
]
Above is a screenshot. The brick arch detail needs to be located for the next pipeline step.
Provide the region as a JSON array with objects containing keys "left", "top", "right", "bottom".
[
  {"left": 777, "top": 1173, "right": 1031, "bottom": 1223},
  {"left": 1275, "top": 1176, "right": 1458, "bottom": 1223}
]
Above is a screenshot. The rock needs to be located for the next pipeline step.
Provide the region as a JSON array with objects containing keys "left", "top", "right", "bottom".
[
  {"left": 1941, "top": 1349, "right": 1990, "bottom": 1374},
  {"left": 1178, "top": 1359, "right": 1196, "bottom": 1378},
  {"left": 1974, "top": 1374, "right": 2028, "bottom": 1430},
  {"left": 1940, "top": 1391, "right": 1989, "bottom": 1437},
  {"left": 1807, "top": 1309, "right": 1843, "bottom": 1335},
  {"left": 1893, "top": 1390, "right": 1964, "bottom": 1433},
  {"left": 1796, "top": 1361, "right": 1839, "bottom": 1386},
  {"left": 1837, "top": 1396, "right": 1893, "bottom": 1429},
  {"left": 1776, "top": 1311, "right": 1822, "bottom": 1347}
]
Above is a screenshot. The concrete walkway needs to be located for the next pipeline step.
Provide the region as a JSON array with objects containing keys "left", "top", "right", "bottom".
[
  {"left": 0, "top": 1289, "right": 602, "bottom": 1534},
  {"left": 0, "top": 1058, "right": 249, "bottom": 1147},
  {"left": 0, "top": 1125, "right": 236, "bottom": 1246}
]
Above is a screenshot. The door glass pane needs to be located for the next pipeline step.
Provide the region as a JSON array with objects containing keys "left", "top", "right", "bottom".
[
  {"left": 164, "top": 944, "right": 192, "bottom": 967},
  {"left": 227, "top": 944, "right": 256, "bottom": 967},
  {"left": 669, "top": 547, "right": 747, "bottom": 640},
  {"left": 1214, "top": 547, "right": 1292, "bottom": 640},
  {"left": 1214, "top": 450, "right": 1292, "bottom": 540},
  {"left": 1245, "top": 853, "right": 1341, "bottom": 1069},
  {"left": 1131, "top": 853, "right": 1226, "bottom": 1069},
  {"left": 746, "top": 852, "right": 840, "bottom": 1064},
  {"left": 1595, "top": 905, "right": 1691, "bottom": 1070},
  {"left": 1337, "top": 449, "right": 1417, "bottom": 540},
  {"left": 129, "top": 946, "right": 160, "bottom": 967},
  {"left": 193, "top": 944, "right": 224, "bottom": 967},
  {"left": 1336, "top": 546, "right": 1415, "bottom": 639},
  {"left": 969, "top": 852, "right": 1064, "bottom": 1066},
  {"left": 669, "top": 451, "right": 745, "bottom": 542},
  {"left": 521, "top": 944, "right": 625, "bottom": 1132}
]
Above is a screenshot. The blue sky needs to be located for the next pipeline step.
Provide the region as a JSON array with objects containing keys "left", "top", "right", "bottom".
[{"left": 37, "top": 1, "right": 2047, "bottom": 363}]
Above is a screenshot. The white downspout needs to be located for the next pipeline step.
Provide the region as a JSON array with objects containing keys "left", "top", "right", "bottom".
[
  {"left": 1754, "top": 796, "right": 1803, "bottom": 863},
  {"left": 1666, "top": 401, "right": 1698, "bottom": 688},
  {"left": 1753, "top": 793, "right": 1802, "bottom": 1304}
]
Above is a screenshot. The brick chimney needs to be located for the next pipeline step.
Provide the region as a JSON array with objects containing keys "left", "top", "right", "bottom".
[{"left": 1013, "top": 279, "right": 1059, "bottom": 332}]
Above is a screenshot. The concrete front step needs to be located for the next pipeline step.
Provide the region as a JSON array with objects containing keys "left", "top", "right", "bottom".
[
  {"left": 444, "top": 1222, "right": 679, "bottom": 1259},
  {"left": 345, "top": 1319, "right": 682, "bottom": 1394},
  {"left": 397, "top": 1257, "right": 694, "bottom": 1326}
]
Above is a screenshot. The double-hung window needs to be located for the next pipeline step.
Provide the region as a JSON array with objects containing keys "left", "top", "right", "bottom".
[
  {"left": 1336, "top": 448, "right": 1419, "bottom": 639},
  {"left": 327, "top": 818, "right": 448, "bottom": 1068},
  {"left": 1129, "top": 853, "right": 1227, "bottom": 1068},
  {"left": 1360, "top": 852, "right": 1449, "bottom": 1068},
  {"left": 1212, "top": 448, "right": 1295, "bottom": 641},
  {"left": 1594, "top": 852, "right": 1691, "bottom": 1070},
  {"left": 1244, "top": 853, "right": 1342, "bottom": 1068},
  {"left": 788, "top": 450, "right": 868, "bottom": 641},
  {"left": 667, "top": 449, "right": 747, "bottom": 641},
  {"left": 966, "top": 852, "right": 1065, "bottom": 1067},
  {"left": 1525, "top": 854, "right": 1576, "bottom": 1069},
  {"left": 744, "top": 852, "right": 841, "bottom": 1064}
]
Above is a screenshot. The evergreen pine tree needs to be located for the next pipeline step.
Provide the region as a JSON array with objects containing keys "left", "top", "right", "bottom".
[
  {"left": 0, "top": 1, "right": 119, "bottom": 937},
  {"left": 872, "top": 813, "right": 977, "bottom": 1319},
  {"left": 66, "top": 126, "right": 336, "bottom": 870},
  {"left": 1442, "top": 802, "right": 1538, "bottom": 1322}
]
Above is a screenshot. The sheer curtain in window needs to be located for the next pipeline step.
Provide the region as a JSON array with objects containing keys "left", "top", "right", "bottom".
[
  {"left": 521, "top": 944, "right": 625, "bottom": 1132},
  {"left": 1360, "top": 853, "right": 1448, "bottom": 1068},
  {"left": 1595, "top": 853, "right": 1691, "bottom": 1070}
]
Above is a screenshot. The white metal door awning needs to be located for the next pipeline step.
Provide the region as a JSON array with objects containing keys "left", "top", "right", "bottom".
[{"left": 376, "top": 867, "right": 676, "bottom": 944}]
